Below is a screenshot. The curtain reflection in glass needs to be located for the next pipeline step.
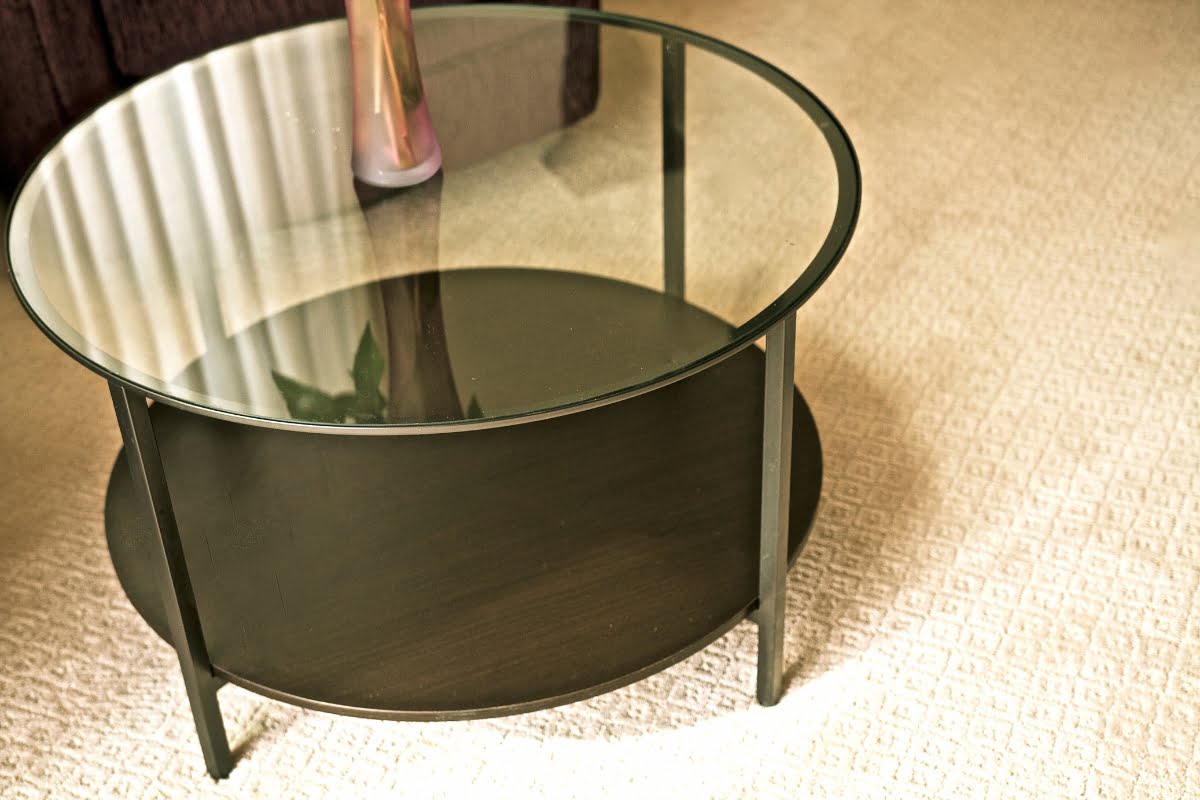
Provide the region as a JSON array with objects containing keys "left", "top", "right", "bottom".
[{"left": 12, "top": 13, "right": 616, "bottom": 424}]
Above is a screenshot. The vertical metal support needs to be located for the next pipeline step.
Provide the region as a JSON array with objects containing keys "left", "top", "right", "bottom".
[
  {"left": 662, "top": 36, "right": 686, "bottom": 299},
  {"left": 109, "top": 384, "right": 233, "bottom": 779},
  {"left": 756, "top": 314, "right": 796, "bottom": 705}
]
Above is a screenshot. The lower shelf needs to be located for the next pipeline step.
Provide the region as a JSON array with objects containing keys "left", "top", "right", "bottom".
[{"left": 105, "top": 346, "right": 821, "bottom": 720}]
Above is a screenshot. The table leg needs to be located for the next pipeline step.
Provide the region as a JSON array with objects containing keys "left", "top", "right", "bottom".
[
  {"left": 109, "top": 384, "right": 232, "bottom": 779},
  {"left": 662, "top": 36, "right": 685, "bottom": 299},
  {"left": 756, "top": 313, "right": 795, "bottom": 705}
]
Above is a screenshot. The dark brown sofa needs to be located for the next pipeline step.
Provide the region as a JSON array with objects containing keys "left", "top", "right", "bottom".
[{"left": 0, "top": 0, "right": 598, "bottom": 192}]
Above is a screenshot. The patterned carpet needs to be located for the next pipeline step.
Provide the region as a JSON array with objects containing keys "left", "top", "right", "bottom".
[{"left": 2, "top": 0, "right": 1198, "bottom": 797}]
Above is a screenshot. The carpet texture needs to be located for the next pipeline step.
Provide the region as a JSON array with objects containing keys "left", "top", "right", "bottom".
[{"left": 2, "top": 0, "right": 1198, "bottom": 798}]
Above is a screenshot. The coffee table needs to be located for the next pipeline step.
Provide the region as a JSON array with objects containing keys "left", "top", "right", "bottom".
[{"left": 5, "top": 4, "right": 859, "bottom": 779}]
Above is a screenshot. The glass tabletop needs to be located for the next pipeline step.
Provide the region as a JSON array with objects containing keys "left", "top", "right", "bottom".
[{"left": 5, "top": 5, "right": 858, "bottom": 432}]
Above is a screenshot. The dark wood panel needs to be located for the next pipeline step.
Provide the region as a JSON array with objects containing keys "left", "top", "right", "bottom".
[
  {"left": 105, "top": 346, "right": 820, "bottom": 718},
  {"left": 104, "top": 269, "right": 823, "bottom": 719}
]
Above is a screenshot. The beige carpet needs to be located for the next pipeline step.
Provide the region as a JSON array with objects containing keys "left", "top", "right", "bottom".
[{"left": 2, "top": 0, "right": 1199, "bottom": 797}]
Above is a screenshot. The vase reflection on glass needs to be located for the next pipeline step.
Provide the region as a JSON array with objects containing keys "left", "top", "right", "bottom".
[{"left": 344, "top": 0, "right": 442, "bottom": 187}]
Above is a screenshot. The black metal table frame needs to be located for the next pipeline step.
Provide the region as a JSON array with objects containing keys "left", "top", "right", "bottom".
[
  {"left": 109, "top": 326, "right": 801, "bottom": 780},
  {"left": 10, "top": 11, "right": 860, "bottom": 780}
]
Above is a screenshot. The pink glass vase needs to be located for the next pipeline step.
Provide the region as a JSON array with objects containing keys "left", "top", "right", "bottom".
[{"left": 344, "top": 0, "right": 442, "bottom": 187}]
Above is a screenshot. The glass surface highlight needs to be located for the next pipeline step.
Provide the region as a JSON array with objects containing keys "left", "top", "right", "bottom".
[{"left": 5, "top": 6, "right": 858, "bottom": 432}]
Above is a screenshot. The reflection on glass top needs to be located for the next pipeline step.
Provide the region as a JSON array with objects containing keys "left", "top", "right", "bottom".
[{"left": 6, "top": 6, "right": 857, "bottom": 431}]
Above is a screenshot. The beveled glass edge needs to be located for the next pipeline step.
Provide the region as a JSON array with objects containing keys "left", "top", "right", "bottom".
[{"left": 4, "top": 3, "right": 861, "bottom": 436}]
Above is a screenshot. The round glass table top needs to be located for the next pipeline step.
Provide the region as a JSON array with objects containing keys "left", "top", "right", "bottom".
[{"left": 6, "top": 5, "right": 859, "bottom": 433}]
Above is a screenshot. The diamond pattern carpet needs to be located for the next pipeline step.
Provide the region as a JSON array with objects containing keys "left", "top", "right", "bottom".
[{"left": 2, "top": 0, "right": 1199, "bottom": 797}]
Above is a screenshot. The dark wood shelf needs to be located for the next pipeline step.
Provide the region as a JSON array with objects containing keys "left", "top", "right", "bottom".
[
  {"left": 105, "top": 346, "right": 820, "bottom": 719},
  {"left": 104, "top": 265, "right": 823, "bottom": 720}
]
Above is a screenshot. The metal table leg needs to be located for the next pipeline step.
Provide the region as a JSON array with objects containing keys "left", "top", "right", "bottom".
[
  {"left": 109, "top": 384, "right": 233, "bottom": 779},
  {"left": 662, "top": 36, "right": 685, "bottom": 299},
  {"left": 756, "top": 313, "right": 796, "bottom": 705}
]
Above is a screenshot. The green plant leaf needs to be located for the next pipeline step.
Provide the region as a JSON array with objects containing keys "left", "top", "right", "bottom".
[
  {"left": 271, "top": 371, "right": 342, "bottom": 423},
  {"left": 333, "top": 392, "right": 358, "bottom": 419},
  {"left": 334, "top": 391, "right": 388, "bottom": 424},
  {"left": 352, "top": 323, "right": 385, "bottom": 412}
]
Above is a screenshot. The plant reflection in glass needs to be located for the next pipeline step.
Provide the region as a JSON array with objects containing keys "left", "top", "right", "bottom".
[
  {"left": 272, "top": 323, "right": 386, "bottom": 423},
  {"left": 272, "top": 323, "right": 482, "bottom": 424},
  {"left": 271, "top": 165, "right": 475, "bottom": 424}
]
